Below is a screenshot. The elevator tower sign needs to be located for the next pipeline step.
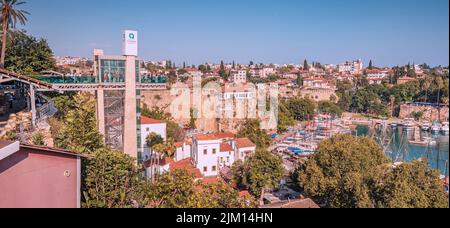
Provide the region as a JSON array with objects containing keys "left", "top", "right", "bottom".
[{"left": 122, "top": 30, "right": 138, "bottom": 56}]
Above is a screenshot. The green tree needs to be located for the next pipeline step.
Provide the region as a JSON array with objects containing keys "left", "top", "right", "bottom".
[
  {"left": 146, "top": 169, "right": 199, "bottom": 208},
  {"left": 286, "top": 97, "right": 315, "bottom": 121},
  {"left": 1, "top": 0, "right": 29, "bottom": 68},
  {"left": 368, "top": 60, "right": 373, "bottom": 70},
  {"left": 411, "top": 111, "right": 424, "bottom": 121},
  {"left": 318, "top": 101, "right": 343, "bottom": 117},
  {"left": 141, "top": 104, "right": 186, "bottom": 142},
  {"left": 296, "top": 135, "right": 388, "bottom": 208},
  {"left": 50, "top": 92, "right": 76, "bottom": 119},
  {"left": 380, "top": 160, "right": 449, "bottom": 208},
  {"left": 296, "top": 74, "right": 303, "bottom": 86},
  {"left": 237, "top": 119, "right": 272, "bottom": 149},
  {"left": 278, "top": 101, "right": 295, "bottom": 133},
  {"left": 188, "top": 108, "right": 197, "bottom": 129},
  {"left": 145, "top": 132, "right": 164, "bottom": 149},
  {"left": 54, "top": 93, "right": 104, "bottom": 154},
  {"left": 219, "top": 60, "right": 228, "bottom": 80},
  {"left": 31, "top": 132, "right": 45, "bottom": 146},
  {"left": 231, "top": 150, "right": 284, "bottom": 201},
  {"left": 303, "top": 59, "right": 309, "bottom": 71},
  {"left": 147, "top": 169, "right": 255, "bottom": 208},
  {"left": 191, "top": 181, "right": 257, "bottom": 208},
  {"left": 83, "top": 148, "right": 145, "bottom": 208},
  {"left": 152, "top": 137, "right": 176, "bottom": 158},
  {"left": 3, "top": 30, "right": 55, "bottom": 74}
]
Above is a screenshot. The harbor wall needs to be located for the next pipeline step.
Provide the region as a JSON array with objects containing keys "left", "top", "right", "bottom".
[{"left": 399, "top": 104, "right": 449, "bottom": 122}]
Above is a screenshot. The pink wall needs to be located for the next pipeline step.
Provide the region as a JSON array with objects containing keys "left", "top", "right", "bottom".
[{"left": 0, "top": 148, "right": 80, "bottom": 208}]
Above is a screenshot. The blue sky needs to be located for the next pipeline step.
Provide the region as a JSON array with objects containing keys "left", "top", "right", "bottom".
[{"left": 21, "top": 0, "right": 449, "bottom": 67}]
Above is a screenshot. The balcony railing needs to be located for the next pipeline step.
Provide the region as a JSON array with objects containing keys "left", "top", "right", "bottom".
[{"left": 32, "top": 75, "right": 167, "bottom": 85}]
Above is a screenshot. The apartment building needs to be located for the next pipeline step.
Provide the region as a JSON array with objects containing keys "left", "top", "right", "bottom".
[
  {"left": 230, "top": 70, "right": 247, "bottom": 83},
  {"left": 337, "top": 60, "right": 364, "bottom": 75},
  {"left": 144, "top": 132, "right": 256, "bottom": 179}
]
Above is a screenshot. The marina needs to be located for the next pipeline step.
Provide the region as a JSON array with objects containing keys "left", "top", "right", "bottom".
[{"left": 275, "top": 116, "right": 449, "bottom": 177}]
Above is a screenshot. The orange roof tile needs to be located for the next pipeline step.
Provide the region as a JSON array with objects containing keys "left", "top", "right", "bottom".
[
  {"left": 202, "top": 177, "right": 221, "bottom": 185},
  {"left": 175, "top": 142, "right": 184, "bottom": 148},
  {"left": 220, "top": 142, "right": 233, "bottom": 152},
  {"left": 144, "top": 157, "right": 174, "bottom": 168},
  {"left": 170, "top": 158, "right": 202, "bottom": 179},
  {"left": 194, "top": 132, "right": 235, "bottom": 141},
  {"left": 236, "top": 138, "right": 256, "bottom": 149},
  {"left": 141, "top": 116, "right": 164, "bottom": 125}
]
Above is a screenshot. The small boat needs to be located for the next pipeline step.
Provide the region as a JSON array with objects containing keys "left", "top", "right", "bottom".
[
  {"left": 441, "top": 122, "right": 449, "bottom": 134},
  {"left": 421, "top": 121, "right": 431, "bottom": 131},
  {"left": 402, "top": 118, "right": 415, "bottom": 131},
  {"left": 390, "top": 123, "right": 398, "bottom": 128},
  {"left": 431, "top": 122, "right": 442, "bottom": 134}
]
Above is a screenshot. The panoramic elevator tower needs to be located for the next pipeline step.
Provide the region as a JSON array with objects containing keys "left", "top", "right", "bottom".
[{"left": 94, "top": 30, "right": 140, "bottom": 159}]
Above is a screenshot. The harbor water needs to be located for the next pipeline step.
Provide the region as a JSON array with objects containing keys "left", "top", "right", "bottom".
[{"left": 355, "top": 125, "right": 449, "bottom": 175}]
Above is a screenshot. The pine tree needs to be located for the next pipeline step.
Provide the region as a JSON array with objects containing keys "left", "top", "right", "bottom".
[
  {"left": 303, "top": 59, "right": 309, "bottom": 71},
  {"left": 368, "top": 60, "right": 373, "bottom": 70}
]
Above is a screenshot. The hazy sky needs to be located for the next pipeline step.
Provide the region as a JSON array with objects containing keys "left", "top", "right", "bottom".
[{"left": 22, "top": 0, "right": 449, "bottom": 67}]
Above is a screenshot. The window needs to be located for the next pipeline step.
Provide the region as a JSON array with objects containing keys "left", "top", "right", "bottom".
[
  {"left": 227, "top": 157, "right": 230, "bottom": 163},
  {"left": 203, "top": 149, "right": 208, "bottom": 155},
  {"left": 203, "top": 167, "right": 208, "bottom": 172},
  {"left": 212, "top": 149, "right": 216, "bottom": 154},
  {"left": 146, "top": 128, "right": 150, "bottom": 132},
  {"left": 212, "top": 166, "right": 217, "bottom": 172},
  {"left": 220, "top": 157, "right": 223, "bottom": 163}
]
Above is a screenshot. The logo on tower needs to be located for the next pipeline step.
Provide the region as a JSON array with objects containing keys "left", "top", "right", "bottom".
[{"left": 123, "top": 30, "right": 138, "bottom": 56}]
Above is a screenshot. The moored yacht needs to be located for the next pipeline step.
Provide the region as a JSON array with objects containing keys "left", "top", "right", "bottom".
[
  {"left": 421, "top": 121, "right": 431, "bottom": 131},
  {"left": 402, "top": 118, "right": 415, "bottom": 131},
  {"left": 431, "top": 122, "right": 442, "bottom": 134},
  {"left": 441, "top": 122, "right": 449, "bottom": 134}
]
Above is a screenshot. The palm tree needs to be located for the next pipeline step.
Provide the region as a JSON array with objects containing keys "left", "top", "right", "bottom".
[{"left": 0, "top": 0, "right": 29, "bottom": 69}]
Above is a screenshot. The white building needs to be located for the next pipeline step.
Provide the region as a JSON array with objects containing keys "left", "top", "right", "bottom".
[
  {"left": 260, "top": 68, "right": 275, "bottom": 78},
  {"left": 140, "top": 116, "right": 167, "bottom": 161},
  {"left": 366, "top": 69, "right": 391, "bottom": 84},
  {"left": 192, "top": 132, "right": 255, "bottom": 177},
  {"left": 337, "top": 60, "right": 364, "bottom": 75},
  {"left": 54, "top": 56, "right": 89, "bottom": 66},
  {"left": 303, "top": 77, "right": 335, "bottom": 89},
  {"left": 144, "top": 132, "right": 256, "bottom": 179},
  {"left": 230, "top": 70, "right": 247, "bottom": 83},
  {"left": 235, "top": 138, "right": 257, "bottom": 161}
]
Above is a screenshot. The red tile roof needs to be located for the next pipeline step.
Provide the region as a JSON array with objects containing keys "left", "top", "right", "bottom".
[
  {"left": 202, "top": 177, "right": 221, "bottom": 185},
  {"left": 170, "top": 158, "right": 202, "bottom": 179},
  {"left": 144, "top": 157, "right": 174, "bottom": 168},
  {"left": 220, "top": 142, "right": 233, "bottom": 152},
  {"left": 175, "top": 142, "right": 184, "bottom": 148},
  {"left": 194, "top": 132, "right": 235, "bottom": 141},
  {"left": 239, "top": 191, "right": 252, "bottom": 198},
  {"left": 141, "top": 116, "right": 164, "bottom": 125},
  {"left": 213, "top": 132, "right": 235, "bottom": 139},
  {"left": 236, "top": 138, "right": 256, "bottom": 149}
]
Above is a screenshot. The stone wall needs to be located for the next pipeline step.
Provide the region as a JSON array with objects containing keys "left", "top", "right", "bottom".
[{"left": 399, "top": 104, "right": 449, "bottom": 122}]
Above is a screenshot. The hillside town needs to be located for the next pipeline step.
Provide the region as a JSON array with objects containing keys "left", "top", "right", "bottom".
[{"left": 0, "top": 0, "right": 449, "bottom": 210}]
